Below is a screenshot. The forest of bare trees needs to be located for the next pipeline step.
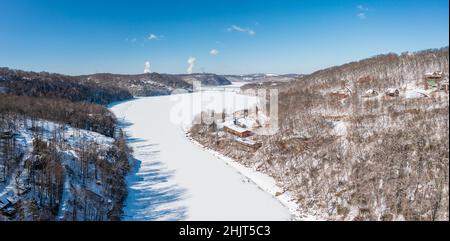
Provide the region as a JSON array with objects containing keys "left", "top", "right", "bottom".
[
  {"left": 191, "top": 47, "right": 449, "bottom": 220},
  {"left": 0, "top": 94, "right": 118, "bottom": 137},
  {"left": 0, "top": 114, "right": 131, "bottom": 221},
  {"left": 0, "top": 67, "right": 133, "bottom": 221},
  {"left": 0, "top": 67, "right": 132, "bottom": 104}
]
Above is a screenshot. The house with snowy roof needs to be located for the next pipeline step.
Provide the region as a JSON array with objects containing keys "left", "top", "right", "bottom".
[
  {"left": 424, "top": 71, "right": 445, "bottom": 90},
  {"left": 223, "top": 123, "right": 253, "bottom": 138},
  {"left": 0, "top": 192, "right": 17, "bottom": 212}
]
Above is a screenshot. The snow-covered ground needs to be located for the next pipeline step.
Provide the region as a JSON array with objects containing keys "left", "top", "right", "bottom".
[
  {"left": 0, "top": 119, "right": 115, "bottom": 220},
  {"left": 109, "top": 83, "right": 294, "bottom": 221}
]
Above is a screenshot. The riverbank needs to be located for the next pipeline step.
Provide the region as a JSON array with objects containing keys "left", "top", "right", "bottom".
[{"left": 185, "top": 131, "right": 318, "bottom": 221}]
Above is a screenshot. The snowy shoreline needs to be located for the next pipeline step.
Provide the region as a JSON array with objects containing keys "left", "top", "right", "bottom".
[{"left": 185, "top": 132, "right": 318, "bottom": 221}]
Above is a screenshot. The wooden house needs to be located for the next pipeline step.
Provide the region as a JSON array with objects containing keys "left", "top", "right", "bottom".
[
  {"left": 0, "top": 192, "right": 17, "bottom": 212},
  {"left": 385, "top": 88, "right": 400, "bottom": 97},
  {"left": 363, "top": 89, "right": 378, "bottom": 97},
  {"left": 424, "top": 72, "right": 444, "bottom": 90},
  {"left": 223, "top": 124, "right": 253, "bottom": 138},
  {"left": 0, "top": 196, "right": 9, "bottom": 210}
]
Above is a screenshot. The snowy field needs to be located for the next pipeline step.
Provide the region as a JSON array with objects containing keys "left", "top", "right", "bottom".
[{"left": 109, "top": 83, "right": 293, "bottom": 221}]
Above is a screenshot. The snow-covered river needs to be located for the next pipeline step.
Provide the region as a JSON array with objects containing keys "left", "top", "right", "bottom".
[{"left": 109, "top": 83, "right": 291, "bottom": 221}]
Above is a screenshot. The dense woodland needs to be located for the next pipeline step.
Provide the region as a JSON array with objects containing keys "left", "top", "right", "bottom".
[
  {"left": 0, "top": 68, "right": 133, "bottom": 220},
  {"left": 0, "top": 67, "right": 133, "bottom": 104},
  {"left": 0, "top": 116, "right": 131, "bottom": 220},
  {"left": 80, "top": 72, "right": 231, "bottom": 96},
  {"left": 191, "top": 47, "right": 449, "bottom": 220},
  {"left": 0, "top": 94, "right": 117, "bottom": 137},
  {"left": 0, "top": 67, "right": 231, "bottom": 98}
]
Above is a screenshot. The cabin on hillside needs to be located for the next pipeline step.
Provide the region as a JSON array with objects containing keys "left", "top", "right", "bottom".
[
  {"left": 385, "top": 88, "right": 400, "bottom": 97},
  {"left": 424, "top": 71, "right": 444, "bottom": 90},
  {"left": 0, "top": 192, "right": 18, "bottom": 215},
  {"left": 223, "top": 124, "right": 253, "bottom": 138},
  {"left": 363, "top": 89, "right": 378, "bottom": 97},
  {"left": 330, "top": 86, "right": 353, "bottom": 100},
  {"left": 425, "top": 71, "right": 443, "bottom": 80}
]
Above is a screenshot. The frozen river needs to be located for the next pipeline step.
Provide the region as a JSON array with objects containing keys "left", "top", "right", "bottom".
[{"left": 109, "top": 83, "right": 291, "bottom": 220}]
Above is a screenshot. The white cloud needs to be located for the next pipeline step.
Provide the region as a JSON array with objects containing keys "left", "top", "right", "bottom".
[
  {"left": 210, "top": 49, "right": 219, "bottom": 56},
  {"left": 227, "top": 25, "right": 256, "bottom": 36},
  {"left": 187, "top": 57, "right": 196, "bottom": 74},
  {"left": 148, "top": 33, "right": 159, "bottom": 41},
  {"left": 356, "top": 4, "right": 369, "bottom": 19},
  {"left": 144, "top": 61, "right": 151, "bottom": 74},
  {"left": 357, "top": 12, "right": 367, "bottom": 19}
]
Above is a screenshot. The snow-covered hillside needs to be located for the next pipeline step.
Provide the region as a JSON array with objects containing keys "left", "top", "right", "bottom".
[
  {"left": 0, "top": 119, "right": 129, "bottom": 220},
  {"left": 190, "top": 48, "right": 449, "bottom": 221}
]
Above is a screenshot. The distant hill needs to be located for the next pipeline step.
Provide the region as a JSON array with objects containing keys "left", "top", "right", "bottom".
[
  {"left": 176, "top": 73, "right": 231, "bottom": 86},
  {"left": 224, "top": 73, "right": 303, "bottom": 83},
  {"left": 79, "top": 72, "right": 231, "bottom": 96},
  {"left": 0, "top": 68, "right": 233, "bottom": 101},
  {"left": 284, "top": 47, "right": 449, "bottom": 94},
  {"left": 0, "top": 67, "right": 132, "bottom": 105}
]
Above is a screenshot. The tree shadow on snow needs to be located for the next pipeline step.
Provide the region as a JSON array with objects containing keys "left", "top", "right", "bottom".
[
  {"left": 120, "top": 121, "right": 188, "bottom": 221},
  {"left": 117, "top": 119, "right": 134, "bottom": 130}
]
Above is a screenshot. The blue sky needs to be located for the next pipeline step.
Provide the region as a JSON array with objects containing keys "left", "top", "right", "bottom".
[{"left": 0, "top": 0, "right": 448, "bottom": 75}]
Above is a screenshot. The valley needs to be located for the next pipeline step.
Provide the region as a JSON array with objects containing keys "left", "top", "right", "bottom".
[{"left": 1, "top": 47, "right": 448, "bottom": 221}]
